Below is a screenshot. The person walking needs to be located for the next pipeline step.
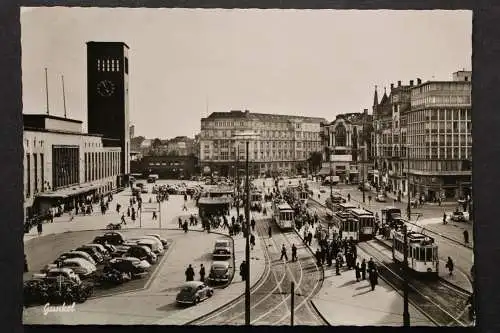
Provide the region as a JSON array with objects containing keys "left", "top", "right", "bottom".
[
  {"left": 185, "top": 264, "right": 195, "bottom": 281},
  {"left": 445, "top": 257, "right": 454, "bottom": 275},
  {"left": 355, "top": 262, "right": 361, "bottom": 282},
  {"left": 127, "top": 207, "right": 131, "bottom": 217},
  {"left": 361, "top": 259, "right": 367, "bottom": 280},
  {"left": 291, "top": 244, "right": 298, "bottom": 262},
  {"left": 315, "top": 248, "right": 322, "bottom": 267},
  {"left": 464, "top": 230, "right": 470, "bottom": 244},
  {"left": 268, "top": 226, "right": 272, "bottom": 238},
  {"left": 24, "top": 254, "right": 29, "bottom": 273},
  {"left": 347, "top": 193, "right": 351, "bottom": 202},
  {"left": 240, "top": 261, "right": 247, "bottom": 281},
  {"left": 280, "top": 244, "right": 289, "bottom": 261},
  {"left": 178, "top": 217, "right": 183, "bottom": 229},
  {"left": 37, "top": 221, "right": 43, "bottom": 236},
  {"left": 369, "top": 267, "right": 378, "bottom": 291},
  {"left": 367, "top": 257, "right": 375, "bottom": 272},
  {"left": 199, "top": 264, "right": 205, "bottom": 282},
  {"left": 251, "top": 218, "right": 256, "bottom": 232},
  {"left": 250, "top": 234, "right": 255, "bottom": 250},
  {"left": 443, "top": 212, "right": 447, "bottom": 224},
  {"left": 121, "top": 214, "right": 126, "bottom": 225},
  {"left": 183, "top": 221, "right": 189, "bottom": 233}
]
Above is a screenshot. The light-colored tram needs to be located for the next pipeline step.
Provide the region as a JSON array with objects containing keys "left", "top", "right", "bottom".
[
  {"left": 298, "top": 190, "right": 309, "bottom": 205},
  {"left": 392, "top": 230, "right": 439, "bottom": 276},
  {"left": 272, "top": 201, "right": 295, "bottom": 230},
  {"left": 349, "top": 208, "right": 376, "bottom": 241}
]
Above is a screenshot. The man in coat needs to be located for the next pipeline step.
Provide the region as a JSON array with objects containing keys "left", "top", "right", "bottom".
[{"left": 185, "top": 264, "right": 195, "bottom": 281}]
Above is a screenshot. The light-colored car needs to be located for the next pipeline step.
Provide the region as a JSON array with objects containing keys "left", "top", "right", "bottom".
[
  {"left": 146, "top": 234, "right": 168, "bottom": 248},
  {"left": 58, "top": 251, "right": 97, "bottom": 266},
  {"left": 176, "top": 281, "right": 214, "bottom": 305},
  {"left": 375, "top": 194, "right": 387, "bottom": 202},
  {"left": 207, "top": 261, "right": 231, "bottom": 284},
  {"left": 37, "top": 267, "right": 82, "bottom": 284},
  {"left": 128, "top": 237, "right": 164, "bottom": 255},
  {"left": 59, "top": 258, "right": 97, "bottom": 278},
  {"left": 83, "top": 243, "right": 111, "bottom": 259},
  {"left": 212, "top": 239, "right": 232, "bottom": 259},
  {"left": 451, "top": 211, "right": 469, "bottom": 222}
]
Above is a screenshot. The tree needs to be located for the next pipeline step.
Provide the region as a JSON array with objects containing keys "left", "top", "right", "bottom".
[
  {"left": 152, "top": 138, "right": 162, "bottom": 148},
  {"left": 308, "top": 151, "right": 323, "bottom": 173}
]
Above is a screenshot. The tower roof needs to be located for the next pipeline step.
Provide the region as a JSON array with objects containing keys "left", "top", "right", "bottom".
[{"left": 373, "top": 85, "right": 379, "bottom": 107}]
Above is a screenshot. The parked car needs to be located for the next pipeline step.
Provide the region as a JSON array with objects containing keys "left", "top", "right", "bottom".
[
  {"left": 146, "top": 234, "right": 168, "bottom": 248},
  {"left": 212, "top": 239, "right": 232, "bottom": 260},
  {"left": 125, "top": 245, "right": 157, "bottom": 264},
  {"left": 55, "top": 258, "right": 97, "bottom": 279},
  {"left": 176, "top": 281, "right": 213, "bottom": 305},
  {"left": 128, "top": 237, "right": 164, "bottom": 255},
  {"left": 37, "top": 267, "right": 81, "bottom": 284},
  {"left": 75, "top": 246, "right": 104, "bottom": 264},
  {"left": 375, "top": 194, "right": 387, "bottom": 202},
  {"left": 57, "top": 251, "right": 97, "bottom": 266},
  {"left": 83, "top": 244, "right": 112, "bottom": 260},
  {"left": 206, "top": 261, "right": 231, "bottom": 284},
  {"left": 451, "top": 210, "right": 469, "bottom": 222},
  {"left": 107, "top": 257, "right": 150, "bottom": 278},
  {"left": 94, "top": 232, "right": 125, "bottom": 245},
  {"left": 358, "top": 182, "right": 371, "bottom": 191}
]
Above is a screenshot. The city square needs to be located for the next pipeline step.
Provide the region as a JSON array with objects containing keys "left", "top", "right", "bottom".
[{"left": 21, "top": 7, "right": 473, "bottom": 327}]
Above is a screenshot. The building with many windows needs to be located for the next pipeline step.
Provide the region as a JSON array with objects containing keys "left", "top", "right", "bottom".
[
  {"left": 407, "top": 70, "right": 472, "bottom": 200},
  {"left": 23, "top": 114, "right": 122, "bottom": 218},
  {"left": 320, "top": 110, "right": 373, "bottom": 184},
  {"left": 199, "top": 110, "right": 326, "bottom": 177}
]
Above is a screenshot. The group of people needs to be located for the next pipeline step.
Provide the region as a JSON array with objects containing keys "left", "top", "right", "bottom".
[{"left": 185, "top": 263, "right": 206, "bottom": 282}]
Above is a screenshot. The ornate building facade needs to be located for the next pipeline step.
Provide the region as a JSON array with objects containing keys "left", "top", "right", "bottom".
[
  {"left": 321, "top": 110, "right": 373, "bottom": 184},
  {"left": 199, "top": 110, "right": 326, "bottom": 177}
]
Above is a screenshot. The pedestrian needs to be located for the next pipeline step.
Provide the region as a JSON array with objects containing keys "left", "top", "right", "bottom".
[
  {"left": 185, "top": 264, "right": 195, "bottom": 281},
  {"left": 443, "top": 212, "right": 447, "bottom": 224},
  {"left": 183, "top": 221, "right": 188, "bottom": 233},
  {"left": 335, "top": 255, "right": 341, "bottom": 275},
  {"left": 127, "top": 207, "right": 131, "bottom": 217},
  {"left": 280, "top": 244, "right": 289, "bottom": 261},
  {"left": 368, "top": 195, "right": 372, "bottom": 204},
  {"left": 152, "top": 211, "right": 157, "bottom": 220},
  {"left": 182, "top": 203, "right": 188, "bottom": 211},
  {"left": 369, "top": 268, "right": 378, "bottom": 291},
  {"left": 250, "top": 234, "right": 255, "bottom": 250},
  {"left": 199, "top": 264, "right": 205, "bottom": 282},
  {"left": 116, "top": 203, "right": 121, "bottom": 213},
  {"left": 240, "top": 260, "right": 247, "bottom": 281},
  {"left": 347, "top": 193, "right": 351, "bottom": 202},
  {"left": 37, "top": 221, "right": 43, "bottom": 236},
  {"left": 251, "top": 218, "right": 256, "bottom": 232},
  {"left": 361, "top": 258, "right": 367, "bottom": 280},
  {"left": 121, "top": 214, "right": 126, "bottom": 225},
  {"left": 445, "top": 257, "right": 454, "bottom": 275},
  {"left": 464, "top": 230, "right": 469, "bottom": 244},
  {"left": 355, "top": 262, "right": 361, "bottom": 282},
  {"left": 367, "top": 257, "right": 375, "bottom": 272},
  {"left": 308, "top": 232, "right": 313, "bottom": 246},
  {"left": 179, "top": 217, "right": 183, "bottom": 229},
  {"left": 291, "top": 244, "right": 297, "bottom": 262},
  {"left": 315, "top": 249, "right": 322, "bottom": 267},
  {"left": 268, "top": 226, "right": 272, "bottom": 238}
]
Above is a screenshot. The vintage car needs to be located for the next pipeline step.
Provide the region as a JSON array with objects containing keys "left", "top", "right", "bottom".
[
  {"left": 176, "top": 281, "right": 213, "bottom": 305},
  {"left": 125, "top": 245, "right": 157, "bottom": 264},
  {"left": 93, "top": 232, "right": 125, "bottom": 245},
  {"left": 53, "top": 258, "right": 97, "bottom": 279},
  {"left": 212, "top": 239, "right": 232, "bottom": 259},
  {"left": 37, "top": 267, "right": 81, "bottom": 284},
  {"left": 128, "top": 237, "right": 164, "bottom": 255},
  {"left": 75, "top": 246, "right": 104, "bottom": 264},
  {"left": 83, "top": 244, "right": 112, "bottom": 260},
  {"left": 206, "top": 261, "right": 231, "bottom": 284},
  {"left": 451, "top": 211, "right": 469, "bottom": 222},
  {"left": 375, "top": 194, "right": 387, "bottom": 202},
  {"left": 146, "top": 234, "right": 168, "bottom": 248},
  {"left": 107, "top": 257, "right": 150, "bottom": 278},
  {"left": 57, "top": 251, "right": 97, "bottom": 266}
]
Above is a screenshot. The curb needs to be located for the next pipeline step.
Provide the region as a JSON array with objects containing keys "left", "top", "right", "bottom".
[{"left": 309, "top": 299, "right": 331, "bottom": 326}]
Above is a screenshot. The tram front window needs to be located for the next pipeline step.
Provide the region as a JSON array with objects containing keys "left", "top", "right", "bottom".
[
  {"left": 425, "top": 248, "right": 433, "bottom": 262},
  {"left": 433, "top": 247, "right": 438, "bottom": 260}
]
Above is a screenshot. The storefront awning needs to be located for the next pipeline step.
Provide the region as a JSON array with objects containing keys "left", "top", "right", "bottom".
[{"left": 35, "top": 184, "right": 100, "bottom": 199}]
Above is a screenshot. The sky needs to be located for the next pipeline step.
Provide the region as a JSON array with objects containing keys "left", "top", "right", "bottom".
[{"left": 21, "top": 8, "right": 472, "bottom": 139}]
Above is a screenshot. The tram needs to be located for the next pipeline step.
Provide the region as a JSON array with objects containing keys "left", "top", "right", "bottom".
[
  {"left": 250, "top": 191, "right": 263, "bottom": 212},
  {"left": 392, "top": 230, "right": 439, "bottom": 276},
  {"left": 298, "top": 190, "right": 309, "bottom": 205},
  {"left": 349, "top": 208, "right": 376, "bottom": 241},
  {"left": 272, "top": 201, "right": 294, "bottom": 230}
]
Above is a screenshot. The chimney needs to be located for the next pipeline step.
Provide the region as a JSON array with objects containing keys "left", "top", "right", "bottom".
[
  {"left": 363, "top": 108, "right": 368, "bottom": 115},
  {"left": 417, "top": 78, "right": 422, "bottom": 85},
  {"left": 398, "top": 80, "right": 401, "bottom": 87},
  {"left": 410, "top": 80, "right": 414, "bottom": 86},
  {"left": 390, "top": 83, "right": 394, "bottom": 90}
]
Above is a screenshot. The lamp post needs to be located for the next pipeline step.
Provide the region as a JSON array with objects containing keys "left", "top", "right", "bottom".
[
  {"left": 329, "top": 147, "right": 333, "bottom": 199},
  {"left": 233, "top": 131, "right": 259, "bottom": 326},
  {"left": 402, "top": 224, "right": 410, "bottom": 326}
]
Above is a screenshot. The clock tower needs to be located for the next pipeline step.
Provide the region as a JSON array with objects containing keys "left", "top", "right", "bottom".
[{"left": 86, "top": 41, "right": 130, "bottom": 180}]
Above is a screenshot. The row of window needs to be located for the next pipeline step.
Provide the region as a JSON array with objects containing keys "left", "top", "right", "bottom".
[
  {"left": 206, "top": 150, "right": 314, "bottom": 161},
  {"left": 409, "top": 159, "right": 471, "bottom": 172},
  {"left": 411, "top": 82, "right": 470, "bottom": 95},
  {"left": 97, "top": 59, "right": 121, "bottom": 72},
  {"left": 148, "top": 162, "right": 182, "bottom": 166},
  {"left": 408, "top": 109, "right": 471, "bottom": 123},
  {"left": 25, "top": 153, "right": 45, "bottom": 198},
  {"left": 201, "top": 130, "right": 319, "bottom": 140},
  {"left": 84, "top": 151, "right": 121, "bottom": 183},
  {"left": 411, "top": 95, "right": 471, "bottom": 108}
]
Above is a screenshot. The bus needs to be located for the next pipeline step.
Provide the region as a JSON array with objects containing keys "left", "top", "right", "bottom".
[
  {"left": 393, "top": 231, "right": 439, "bottom": 277},
  {"left": 349, "top": 208, "right": 376, "bottom": 241},
  {"left": 272, "top": 201, "right": 294, "bottom": 230}
]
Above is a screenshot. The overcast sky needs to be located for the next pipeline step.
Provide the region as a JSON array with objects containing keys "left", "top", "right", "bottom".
[{"left": 21, "top": 8, "right": 471, "bottom": 139}]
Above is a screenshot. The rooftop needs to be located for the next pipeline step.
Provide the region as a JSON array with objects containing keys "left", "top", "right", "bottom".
[{"left": 203, "top": 110, "right": 327, "bottom": 123}]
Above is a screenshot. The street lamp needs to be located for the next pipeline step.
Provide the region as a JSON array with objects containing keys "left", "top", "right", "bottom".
[
  {"left": 406, "top": 145, "right": 411, "bottom": 220},
  {"left": 329, "top": 147, "right": 333, "bottom": 199},
  {"left": 402, "top": 224, "right": 410, "bottom": 326},
  {"left": 232, "top": 130, "right": 259, "bottom": 326}
]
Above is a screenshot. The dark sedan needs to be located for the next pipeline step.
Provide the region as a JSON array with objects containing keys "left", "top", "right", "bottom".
[
  {"left": 207, "top": 261, "right": 231, "bottom": 284},
  {"left": 176, "top": 281, "right": 213, "bottom": 305}
]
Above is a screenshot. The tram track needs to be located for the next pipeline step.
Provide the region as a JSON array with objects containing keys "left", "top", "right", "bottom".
[
  {"left": 189, "top": 213, "right": 326, "bottom": 325},
  {"left": 357, "top": 240, "right": 471, "bottom": 327},
  {"left": 307, "top": 197, "right": 472, "bottom": 327}
]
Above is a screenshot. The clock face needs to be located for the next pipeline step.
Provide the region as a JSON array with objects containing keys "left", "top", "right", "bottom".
[{"left": 97, "top": 80, "right": 116, "bottom": 97}]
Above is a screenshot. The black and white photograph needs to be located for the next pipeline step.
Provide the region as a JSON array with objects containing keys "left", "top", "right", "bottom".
[{"left": 20, "top": 7, "right": 473, "bottom": 326}]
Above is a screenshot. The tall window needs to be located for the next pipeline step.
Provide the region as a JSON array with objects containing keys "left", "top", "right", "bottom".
[
  {"left": 335, "top": 123, "right": 347, "bottom": 147},
  {"left": 33, "top": 153, "right": 38, "bottom": 193}
]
